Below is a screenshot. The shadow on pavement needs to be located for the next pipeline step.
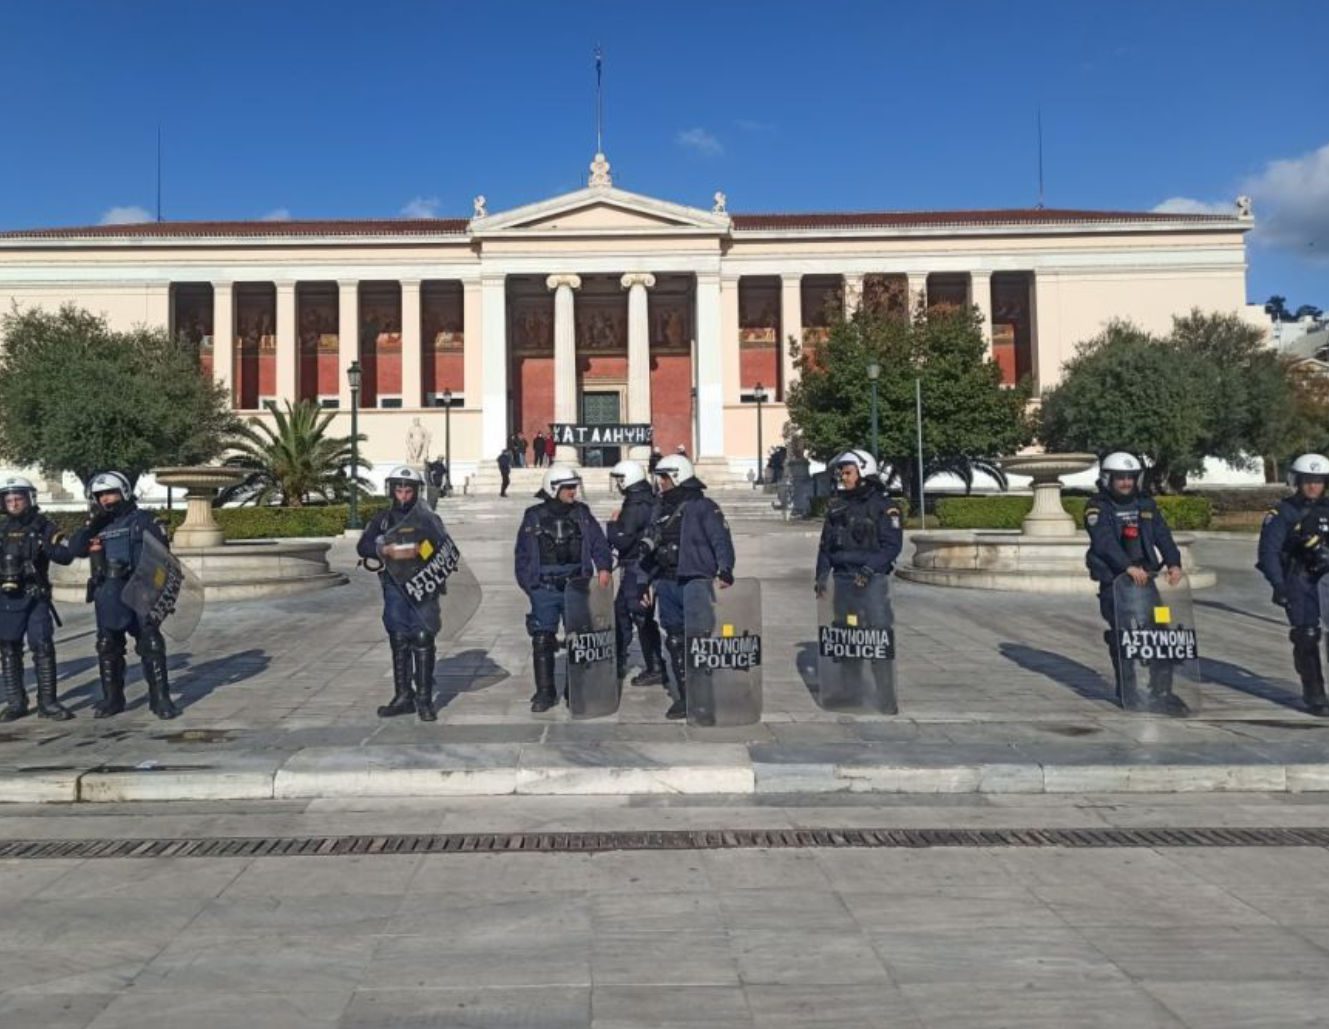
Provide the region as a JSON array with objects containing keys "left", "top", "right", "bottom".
[
  {"left": 998, "top": 642, "right": 1117, "bottom": 704},
  {"left": 1199, "top": 656, "right": 1305, "bottom": 712},
  {"left": 1194, "top": 598, "right": 1287, "bottom": 628},
  {"left": 435, "top": 647, "right": 509, "bottom": 710},
  {"left": 795, "top": 641, "right": 820, "bottom": 702}
]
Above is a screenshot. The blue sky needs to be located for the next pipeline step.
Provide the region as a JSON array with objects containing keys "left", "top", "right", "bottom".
[{"left": 2, "top": 0, "right": 1325, "bottom": 308}]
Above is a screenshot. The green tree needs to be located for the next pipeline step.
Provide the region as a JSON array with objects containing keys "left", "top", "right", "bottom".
[
  {"left": 220, "top": 399, "right": 369, "bottom": 507},
  {"left": 1038, "top": 321, "right": 1213, "bottom": 491},
  {"left": 0, "top": 304, "right": 236, "bottom": 487},
  {"left": 786, "top": 301, "right": 1032, "bottom": 506}
]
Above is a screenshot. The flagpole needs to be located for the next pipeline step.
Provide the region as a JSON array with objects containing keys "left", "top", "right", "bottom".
[{"left": 595, "top": 44, "right": 603, "bottom": 153}]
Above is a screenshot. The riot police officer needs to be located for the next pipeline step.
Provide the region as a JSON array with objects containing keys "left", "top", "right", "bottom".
[
  {"left": 1257, "top": 452, "right": 1329, "bottom": 716},
  {"left": 0, "top": 475, "right": 76, "bottom": 720},
  {"left": 513, "top": 465, "right": 612, "bottom": 713},
  {"left": 1084, "top": 452, "right": 1186, "bottom": 715},
  {"left": 813, "top": 450, "right": 903, "bottom": 599},
  {"left": 607, "top": 460, "right": 664, "bottom": 686},
  {"left": 356, "top": 466, "right": 445, "bottom": 722},
  {"left": 639, "top": 455, "right": 736, "bottom": 719},
  {"left": 67, "top": 471, "right": 179, "bottom": 719}
]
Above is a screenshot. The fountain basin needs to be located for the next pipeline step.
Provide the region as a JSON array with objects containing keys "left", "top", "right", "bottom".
[
  {"left": 900, "top": 529, "right": 1214, "bottom": 593},
  {"left": 996, "top": 452, "right": 1098, "bottom": 538},
  {"left": 155, "top": 465, "right": 247, "bottom": 549}
]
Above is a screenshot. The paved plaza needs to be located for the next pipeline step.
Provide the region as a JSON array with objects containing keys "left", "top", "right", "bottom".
[
  {"left": 2, "top": 792, "right": 1329, "bottom": 1028},
  {"left": 0, "top": 497, "right": 1324, "bottom": 801}
]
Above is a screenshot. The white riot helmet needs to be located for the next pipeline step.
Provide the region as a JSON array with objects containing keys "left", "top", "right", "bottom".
[
  {"left": 1288, "top": 453, "right": 1329, "bottom": 489},
  {"left": 87, "top": 471, "right": 131, "bottom": 501},
  {"left": 831, "top": 449, "right": 878, "bottom": 488},
  {"left": 384, "top": 464, "right": 425, "bottom": 508},
  {"left": 1097, "top": 452, "right": 1143, "bottom": 493},
  {"left": 653, "top": 454, "right": 694, "bottom": 487},
  {"left": 541, "top": 464, "right": 582, "bottom": 499},
  {"left": 609, "top": 459, "right": 646, "bottom": 493},
  {"left": 0, "top": 475, "right": 37, "bottom": 505}
]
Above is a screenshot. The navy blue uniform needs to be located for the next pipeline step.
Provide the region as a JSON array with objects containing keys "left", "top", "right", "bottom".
[
  {"left": 607, "top": 481, "right": 661, "bottom": 676},
  {"left": 1084, "top": 491, "right": 1181, "bottom": 625},
  {"left": 0, "top": 509, "right": 74, "bottom": 648},
  {"left": 68, "top": 501, "right": 178, "bottom": 718},
  {"left": 814, "top": 484, "right": 903, "bottom": 588},
  {"left": 514, "top": 498, "right": 612, "bottom": 635},
  {"left": 1256, "top": 493, "right": 1329, "bottom": 712},
  {"left": 641, "top": 478, "right": 736, "bottom": 634},
  {"left": 356, "top": 505, "right": 448, "bottom": 636}
]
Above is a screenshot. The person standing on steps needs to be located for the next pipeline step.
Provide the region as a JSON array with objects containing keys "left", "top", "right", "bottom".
[
  {"left": 0, "top": 475, "right": 77, "bottom": 721},
  {"left": 607, "top": 460, "right": 664, "bottom": 688},
  {"left": 638, "top": 454, "right": 736, "bottom": 719},
  {"left": 513, "top": 465, "right": 612, "bottom": 713},
  {"left": 497, "top": 450, "right": 512, "bottom": 497}
]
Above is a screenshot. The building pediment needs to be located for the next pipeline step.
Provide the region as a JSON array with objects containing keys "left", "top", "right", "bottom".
[{"left": 471, "top": 186, "right": 730, "bottom": 238}]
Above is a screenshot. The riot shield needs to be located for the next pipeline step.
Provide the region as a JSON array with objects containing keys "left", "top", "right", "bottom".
[
  {"left": 381, "top": 505, "right": 479, "bottom": 639},
  {"left": 563, "top": 576, "right": 619, "bottom": 719},
  {"left": 816, "top": 574, "right": 897, "bottom": 714},
  {"left": 121, "top": 533, "right": 204, "bottom": 643},
  {"left": 683, "top": 578, "right": 763, "bottom": 727},
  {"left": 1111, "top": 572, "right": 1201, "bottom": 716}
]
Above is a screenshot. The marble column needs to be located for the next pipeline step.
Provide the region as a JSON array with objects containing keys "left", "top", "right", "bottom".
[
  {"left": 337, "top": 280, "right": 359, "bottom": 409},
  {"left": 695, "top": 273, "right": 725, "bottom": 459},
  {"left": 907, "top": 273, "right": 928, "bottom": 316},
  {"left": 1031, "top": 271, "right": 1060, "bottom": 394},
  {"left": 969, "top": 271, "right": 993, "bottom": 344},
  {"left": 400, "top": 279, "right": 423, "bottom": 409},
  {"left": 211, "top": 282, "right": 234, "bottom": 406},
  {"left": 275, "top": 281, "right": 297, "bottom": 406},
  {"left": 480, "top": 275, "right": 507, "bottom": 461},
  {"left": 780, "top": 273, "right": 802, "bottom": 398},
  {"left": 621, "top": 272, "right": 655, "bottom": 460},
  {"left": 843, "top": 274, "right": 864, "bottom": 318},
  {"left": 546, "top": 274, "right": 582, "bottom": 464}
]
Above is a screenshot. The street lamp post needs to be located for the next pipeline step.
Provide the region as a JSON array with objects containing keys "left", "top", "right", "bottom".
[
  {"left": 441, "top": 388, "right": 453, "bottom": 495},
  {"left": 753, "top": 382, "right": 768, "bottom": 489},
  {"left": 347, "top": 360, "right": 362, "bottom": 530},
  {"left": 866, "top": 360, "right": 881, "bottom": 461}
]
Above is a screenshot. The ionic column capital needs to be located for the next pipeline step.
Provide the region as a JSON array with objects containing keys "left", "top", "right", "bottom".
[
  {"left": 546, "top": 274, "right": 582, "bottom": 292},
  {"left": 620, "top": 272, "right": 656, "bottom": 291}
]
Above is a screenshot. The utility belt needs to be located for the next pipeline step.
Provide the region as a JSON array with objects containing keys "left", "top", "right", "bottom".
[{"left": 537, "top": 563, "right": 581, "bottom": 593}]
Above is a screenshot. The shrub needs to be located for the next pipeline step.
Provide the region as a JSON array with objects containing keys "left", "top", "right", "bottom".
[
  {"left": 45, "top": 500, "right": 391, "bottom": 541},
  {"left": 933, "top": 494, "right": 1211, "bottom": 531}
]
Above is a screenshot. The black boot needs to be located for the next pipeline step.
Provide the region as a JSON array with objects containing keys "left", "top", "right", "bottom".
[
  {"left": 138, "top": 630, "right": 179, "bottom": 720},
  {"left": 664, "top": 633, "right": 687, "bottom": 720},
  {"left": 93, "top": 631, "right": 126, "bottom": 719},
  {"left": 1292, "top": 627, "right": 1329, "bottom": 717},
  {"left": 32, "top": 641, "right": 72, "bottom": 721},
  {"left": 413, "top": 636, "right": 437, "bottom": 722},
  {"left": 631, "top": 619, "right": 665, "bottom": 687},
  {"left": 529, "top": 632, "right": 558, "bottom": 713},
  {"left": 0, "top": 641, "right": 27, "bottom": 721},
  {"left": 377, "top": 634, "right": 416, "bottom": 717}
]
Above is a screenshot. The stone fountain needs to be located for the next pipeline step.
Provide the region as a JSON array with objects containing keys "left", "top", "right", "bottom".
[
  {"left": 898, "top": 453, "right": 1214, "bottom": 593},
  {"left": 52, "top": 466, "right": 347, "bottom": 603}
]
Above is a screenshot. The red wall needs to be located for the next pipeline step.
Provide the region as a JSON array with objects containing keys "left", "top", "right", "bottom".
[
  {"left": 514, "top": 354, "right": 554, "bottom": 446},
  {"left": 740, "top": 347, "right": 779, "bottom": 392},
  {"left": 650, "top": 353, "right": 692, "bottom": 454}
]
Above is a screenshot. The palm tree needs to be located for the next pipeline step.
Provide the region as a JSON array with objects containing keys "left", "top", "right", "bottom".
[{"left": 220, "top": 400, "right": 370, "bottom": 507}]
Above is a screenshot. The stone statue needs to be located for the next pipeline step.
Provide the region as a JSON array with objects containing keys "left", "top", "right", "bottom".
[
  {"left": 406, "top": 416, "right": 431, "bottom": 465},
  {"left": 712, "top": 191, "right": 727, "bottom": 214},
  {"left": 1236, "top": 195, "right": 1253, "bottom": 219},
  {"left": 588, "top": 152, "right": 613, "bottom": 188},
  {"left": 473, "top": 195, "right": 487, "bottom": 219}
]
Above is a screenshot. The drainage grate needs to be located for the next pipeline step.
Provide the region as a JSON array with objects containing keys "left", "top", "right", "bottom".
[{"left": 0, "top": 826, "right": 1327, "bottom": 860}]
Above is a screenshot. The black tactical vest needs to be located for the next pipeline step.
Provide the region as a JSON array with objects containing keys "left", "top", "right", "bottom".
[
  {"left": 826, "top": 495, "right": 878, "bottom": 554},
  {"left": 0, "top": 519, "right": 42, "bottom": 594},
  {"left": 536, "top": 505, "right": 582, "bottom": 566}
]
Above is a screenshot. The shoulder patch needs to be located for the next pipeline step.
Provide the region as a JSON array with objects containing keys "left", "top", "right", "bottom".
[
  {"left": 1140, "top": 509, "right": 1154, "bottom": 519},
  {"left": 1086, "top": 510, "right": 1100, "bottom": 527},
  {"left": 1263, "top": 508, "right": 1279, "bottom": 526}
]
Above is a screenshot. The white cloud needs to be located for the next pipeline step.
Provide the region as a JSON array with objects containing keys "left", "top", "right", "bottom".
[
  {"left": 260, "top": 207, "right": 292, "bottom": 222},
  {"left": 675, "top": 128, "right": 723, "bottom": 156},
  {"left": 1151, "top": 197, "right": 1232, "bottom": 216},
  {"left": 1244, "top": 142, "right": 1329, "bottom": 258},
  {"left": 99, "top": 205, "right": 151, "bottom": 225},
  {"left": 399, "top": 196, "right": 441, "bottom": 219},
  {"left": 734, "top": 118, "right": 776, "bottom": 134}
]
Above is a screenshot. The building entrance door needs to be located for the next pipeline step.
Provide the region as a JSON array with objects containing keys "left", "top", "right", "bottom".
[{"left": 581, "top": 390, "right": 621, "bottom": 468}]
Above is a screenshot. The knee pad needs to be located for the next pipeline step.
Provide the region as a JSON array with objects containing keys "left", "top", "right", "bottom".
[
  {"left": 1291, "top": 625, "right": 1322, "bottom": 645},
  {"left": 532, "top": 631, "right": 558, "bottom": 655},
  {"left": 134, "top": 629, "right": 167, "bottom": 660},
  {"left": 30, "top": 639, "right": 55, "bottom": 660},
  {"left": 409, "top": 629, "right": 434, "bottom": 649},
  {"left": 96, "top": 631, "right": 126, "bottom": 657}
]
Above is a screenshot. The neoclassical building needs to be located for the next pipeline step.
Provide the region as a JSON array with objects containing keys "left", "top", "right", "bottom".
[{"left": 0, "top": 153, "right": 1260, "bottom": 489}]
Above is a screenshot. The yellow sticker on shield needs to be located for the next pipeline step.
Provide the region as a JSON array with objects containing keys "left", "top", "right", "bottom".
[
  {"left": 722, "top": 624, "right": 734, "bottom": 637},
  {"left": 152, "top": 566, "right": 167, "bottom": 589},
  {"left": 1154, "top": 606, "right": 1171, "bottom": 624},
  {"left": 847, "top": 614, "right": 859, "bottom": 626},
  {"left": 418, "top": 539, "right": 434, "bottom": 560}
]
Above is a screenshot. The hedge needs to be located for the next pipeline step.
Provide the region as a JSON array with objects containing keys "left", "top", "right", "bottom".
[
  {"left": 46, "top": 500, "right": 390, "bottom": 540},
  {"left": 933, "top": 494, "right": 1211, "bottom": 531}
]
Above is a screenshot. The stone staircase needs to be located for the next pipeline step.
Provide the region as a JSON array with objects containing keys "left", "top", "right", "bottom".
[{"left": 463, "top": 461, "right": 766, "bottom": 497}]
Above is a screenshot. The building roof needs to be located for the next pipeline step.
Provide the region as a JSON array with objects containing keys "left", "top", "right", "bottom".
[{"left": 0, "top": 207, "right": 1239, "bottom": 242}]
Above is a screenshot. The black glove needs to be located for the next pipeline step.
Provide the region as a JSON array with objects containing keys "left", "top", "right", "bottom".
[
  {"left": 86, "top": 508, "right": 114, "bottom": 534},
  {"left": 814, "top": 581, "right": 826, "bottom": 598},
  {"left": 717, "top": 569, "right": 734, "bottom": 586},
  {"left": 853, "top": 566, "right": 874, "bottom": 589},
  {"left": 1272, "top": 588, "right": 1288, "bottom": 609}
]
